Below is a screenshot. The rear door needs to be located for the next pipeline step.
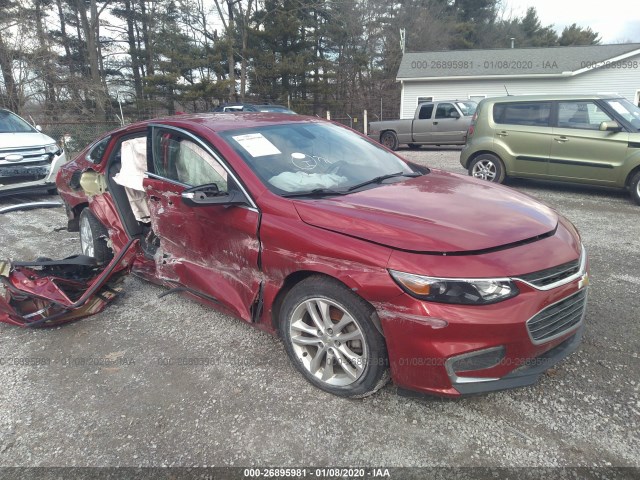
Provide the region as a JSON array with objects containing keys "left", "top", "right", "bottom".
[
  {"left": 143, "top": 125, "right": 262, "bottom": 322},
  {"left": 410, "top": 103, "right": 435, "bottom": 143},
  {"left": 492, "top": 101, "right": 553, "bottom": 177},
  {"left": 548, "top": 100, "right": 628, "bottom": 184}
]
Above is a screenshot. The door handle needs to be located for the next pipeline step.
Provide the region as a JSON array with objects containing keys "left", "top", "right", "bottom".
[
  {"left": 433, "top": 121, "right": 438, "bottom": 125},
  {"left": 497, "top": 131, "right": 508, "bottom": 137},
  {"left": 554, "top": 137, "right": 568, "bottom": 143}
]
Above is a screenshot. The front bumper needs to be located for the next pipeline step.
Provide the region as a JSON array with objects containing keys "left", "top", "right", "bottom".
[
  {"left": 450, "top": 325, "right": 583, "bottom": 395},
  {"left": 0, "top": 151, "right": 67, "bottom": 196},
  {"left": 376, "top": 238, "right": 588, "bottom": 398}
]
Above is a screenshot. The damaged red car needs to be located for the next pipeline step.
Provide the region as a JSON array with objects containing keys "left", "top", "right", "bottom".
[{"left": 0, "top": 113, "right": 589, "bottom": 398}]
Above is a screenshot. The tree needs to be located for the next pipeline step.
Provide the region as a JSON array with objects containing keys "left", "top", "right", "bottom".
[{"left": 559, "top": 24, "right": 601, "bottom": 46}]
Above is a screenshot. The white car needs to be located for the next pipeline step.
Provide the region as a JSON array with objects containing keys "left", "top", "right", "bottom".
[{"left": 0, "top": 109, "right": 66, "bottom": 196}]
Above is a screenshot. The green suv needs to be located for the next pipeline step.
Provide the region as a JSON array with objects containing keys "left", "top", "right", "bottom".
[{"left": 460, "top": 95, "right": 640, "bottom": 205}]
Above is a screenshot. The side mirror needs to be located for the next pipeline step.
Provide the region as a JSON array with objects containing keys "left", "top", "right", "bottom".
[
  {"left": 449, "top": 111, "right": 460, "bottom": 119},
  {"left": 181, "top": 184, "right": 249, "bottom": 207},
  {"left": 599, "top": 121, "right": 622, "bottom": 132},
  {"left": 35, "top": 125, "right": 42, "bottom": 132}
]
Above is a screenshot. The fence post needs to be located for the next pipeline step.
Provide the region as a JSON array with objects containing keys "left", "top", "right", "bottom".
[
  {"left": 326, "top": 111, "right": 331, "bottom": 120},
  {"left": 364, "top": 110, "right": 368, "bottom": 136}
]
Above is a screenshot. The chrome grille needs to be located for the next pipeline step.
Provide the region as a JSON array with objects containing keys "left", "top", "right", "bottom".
[
  {"left": 527, "top": 289, "right": 587, "bottom": 344},
  {"left": 0, "top": 146, "right": 50, "bottom": 164},
  {"left": 518, "top": 259, "right": 580, "bottom": 288}
]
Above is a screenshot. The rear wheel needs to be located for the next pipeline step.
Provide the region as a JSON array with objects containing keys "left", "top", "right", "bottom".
[
  {"left": 630, "top": 170, "right": 640, "bottom": 206},
  {"left": 280, "top": 276, "right": 389, "bottom": 398},
  {"left": 380, "top": 131, "right": 398, "bottom": 151},
  {"left": 79, "top": 208, "right": 113, "bottom": 264},
  {"left": 469, "top": 153, "right": 506, "bottom": 183}
]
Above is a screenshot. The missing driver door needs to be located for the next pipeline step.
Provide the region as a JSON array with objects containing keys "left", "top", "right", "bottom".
[{"left": 143, "top": 125, "right": 261, "bottom": 322}]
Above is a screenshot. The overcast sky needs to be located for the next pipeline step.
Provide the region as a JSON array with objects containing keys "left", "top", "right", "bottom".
[{"left": 504, "top": 0, "right": 640, "bottom": 44}]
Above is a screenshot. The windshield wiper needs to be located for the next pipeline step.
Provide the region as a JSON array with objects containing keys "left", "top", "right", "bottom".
[
  {"left": 347, "top": 171, "right": 422, "bottom": 192},
  {"left": 281, "top": 188, "right": 346, "bottom": 198}
]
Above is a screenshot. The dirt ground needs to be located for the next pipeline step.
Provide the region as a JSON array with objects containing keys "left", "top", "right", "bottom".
[{"left": 0, "top": 147, "right": 638, "bottom": 472}]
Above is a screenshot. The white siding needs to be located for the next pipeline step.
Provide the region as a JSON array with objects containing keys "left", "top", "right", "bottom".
[{"left": 400, "top": 53, "right": 640, "bottom": 118}]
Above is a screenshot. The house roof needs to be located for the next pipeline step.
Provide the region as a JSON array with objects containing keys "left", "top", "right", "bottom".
[{"left": 397, "top": 43, "right": 640, "bottom": 81}]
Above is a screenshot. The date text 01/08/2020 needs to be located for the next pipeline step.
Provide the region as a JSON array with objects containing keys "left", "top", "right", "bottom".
[{"left": 242, "top": 468, "right": 391, "bottom": 478}]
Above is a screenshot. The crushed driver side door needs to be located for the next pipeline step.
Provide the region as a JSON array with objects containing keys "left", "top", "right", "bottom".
[{"left": 142, "top": 125, "right": 262, "bottom": 322}]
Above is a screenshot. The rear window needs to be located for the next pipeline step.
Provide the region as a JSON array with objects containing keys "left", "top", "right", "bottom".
[
  {"left": 418, "top": 104, "right": 433, "bottom": 119},
  {"left": 493, "top": 102, "right": 551, "bottom": 126}
]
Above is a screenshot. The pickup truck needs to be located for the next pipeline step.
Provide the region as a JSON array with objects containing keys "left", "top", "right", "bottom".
[{"left": 368, "top": 100, "right": 477, "bottom": 150}]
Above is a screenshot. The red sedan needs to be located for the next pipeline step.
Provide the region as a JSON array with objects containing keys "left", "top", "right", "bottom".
[{"left": 0, "top": 113, "right": 589, "bottom": 398}]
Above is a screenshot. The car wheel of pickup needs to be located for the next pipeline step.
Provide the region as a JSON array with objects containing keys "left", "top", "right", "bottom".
[
  {"left": 280, "top": 276, "right": 390, "bottom": 398},
  {"left": 630, "top": 171, "right": 640, "bottom": 206},
  {"left": 469, "top": 154, "right": 506, "bottom": 183},
  {"left": 79, "top": 208, "right": 113, "bottom": 264},
  {"left": 380, "top": 131, "right": 398, "bottom": 151}
]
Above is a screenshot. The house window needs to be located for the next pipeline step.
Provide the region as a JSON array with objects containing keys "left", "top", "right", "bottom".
[
  {"left": 468, "top": 95, "right": 486, "bottom": 103},
  {"left": 417, "top": 96, "right": 433, "bottom": 105}
]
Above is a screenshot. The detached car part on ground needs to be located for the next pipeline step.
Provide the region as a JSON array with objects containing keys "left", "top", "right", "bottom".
[
  {"left": 460, "top": 94, "right": 640, "bottom": 205},
  {"left": 2, "top": 113, "right": 589, "bottom": 399},
  {"left": 0, "top": 109, "right": 66, "bottom": 196}
]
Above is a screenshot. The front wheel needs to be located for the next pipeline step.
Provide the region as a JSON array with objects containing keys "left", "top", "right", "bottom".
[
  {"left": 629, "top": 170, "right": 640, "bottom": 206},
  {"left": 280, "top": 276, "right": 389, "bottom": 398},
  {"left": 380, "top": 131, "right": 398, "bottom": 151},
  {"left": 468, "top": 153, "right": 506, "bottom": 183}
]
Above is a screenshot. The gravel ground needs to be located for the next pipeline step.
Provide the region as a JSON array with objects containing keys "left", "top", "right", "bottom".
[{"left": 0, "top": 148, "right": 638, "bottom": 470}]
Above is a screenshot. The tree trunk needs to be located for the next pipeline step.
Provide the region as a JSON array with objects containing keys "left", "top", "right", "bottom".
[
  {"left": 227, "top": 0, "right": 235, "bottom": 102},
  {"left": 124, "top": 0, "right": 143, "bottom": 101},
  {"left": 0, "top": 34, "right": 20, "bottom": 113},
  {"left": 34, "top": 1, "right": 57, "bottom": 119}
]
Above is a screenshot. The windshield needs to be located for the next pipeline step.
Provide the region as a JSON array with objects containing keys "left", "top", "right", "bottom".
[
  {"left": 605, "top": 98, "right": 640, "bottom": 130},
  {"left": 220, "top": 122, "right": 416, "bottom": 195},
  {"left": 456, "top": 101, "right": 477, "bottom": 116},
  {"left": 0, "top": 110, "right": 36, "bottom": 133}
]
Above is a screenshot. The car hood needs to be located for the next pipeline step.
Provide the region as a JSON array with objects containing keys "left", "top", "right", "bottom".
[
  {"left": 292, "top": 170, "right": 558, "bottom": 253},
  {"left": 0, "top": 132, "right": 56, "bottom": 149}
]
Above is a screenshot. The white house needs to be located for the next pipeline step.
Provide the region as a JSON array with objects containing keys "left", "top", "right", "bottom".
[{"left": 397, "top": 43, "right": 640, "bottom": 119}]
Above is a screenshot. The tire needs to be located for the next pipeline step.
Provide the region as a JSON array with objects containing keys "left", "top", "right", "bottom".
[
  {"left": 468, "top": 153, "right": 506, "bottom": 183},
  {"left": 280, "top": 276, "right": 390, "bottom": 398},
  {"left": 79, "top": 208, "right": 113, "bottom": 264},
  {"left": 630, "top": 170, "right": 640, "bottom": 206},
  {"left": 407, "top": 143, "right": 421, "bottom": 150},
  {"left": 380, "top": 131, "right": 398, "bottom": 151}
]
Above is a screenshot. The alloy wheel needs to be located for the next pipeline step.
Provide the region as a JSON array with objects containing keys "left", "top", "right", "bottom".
[
  {"left": 289, "top": 297, "right": 368, "bottom": 386},
  {"left": 472, "top": 159, "right": 497, "bottom": 181}
]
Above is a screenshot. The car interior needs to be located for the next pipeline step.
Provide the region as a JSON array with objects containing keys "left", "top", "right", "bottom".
[{"left": 105, "top": 133, "right": 158, "bottom": 255}]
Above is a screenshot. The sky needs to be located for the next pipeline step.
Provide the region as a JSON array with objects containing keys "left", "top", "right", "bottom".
[{"left": 504, "top": 0, "right": 640, "bottom": 44}]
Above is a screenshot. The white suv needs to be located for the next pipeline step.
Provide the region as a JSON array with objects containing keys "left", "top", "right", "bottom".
[{"left": 0, "top": 109, "right": 66, "bottom": 196}]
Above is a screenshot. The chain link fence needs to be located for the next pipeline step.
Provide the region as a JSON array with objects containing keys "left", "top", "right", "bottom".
[
  {"left": 39, "top": 122, "right": 122, "bottom": 159},
  {"left": 38, "top": 105, "right": 400, "bottom": 158}
]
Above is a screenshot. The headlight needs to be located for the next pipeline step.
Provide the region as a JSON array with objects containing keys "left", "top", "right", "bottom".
[
  {"left": 389, "top": 270, "right": 519, "bottom": 305},
  {"left": 44, "top": 143, "right": 62, "bottom": 156}
]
